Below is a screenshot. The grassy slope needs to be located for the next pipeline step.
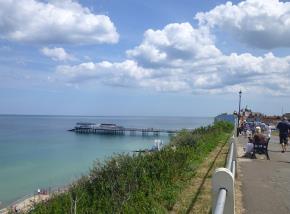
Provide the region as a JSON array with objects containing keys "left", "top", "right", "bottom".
[
  {"left": 29, "top": 122, "right": 233, "bottom": 214},
  {"left": 171, "top": 136, "right": 229, "bottom": 213}
]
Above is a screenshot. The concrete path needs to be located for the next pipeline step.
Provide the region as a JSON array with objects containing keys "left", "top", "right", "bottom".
[{"left": 237, "top": 135, "right": 290, "bottom": 214}]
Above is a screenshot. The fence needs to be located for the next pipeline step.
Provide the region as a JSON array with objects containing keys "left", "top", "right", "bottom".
[{"left": 212, "top": 133, "right": 237, "bottom": 214}]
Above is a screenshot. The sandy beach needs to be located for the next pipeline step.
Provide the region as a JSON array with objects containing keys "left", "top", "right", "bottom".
[{"left": 0, "top": 194, "right": 50, "bottom": 214}]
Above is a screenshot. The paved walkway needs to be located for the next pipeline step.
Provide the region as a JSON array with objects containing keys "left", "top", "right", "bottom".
[{"left": 237, "top": 135, "right": 290, "bottom": 214}]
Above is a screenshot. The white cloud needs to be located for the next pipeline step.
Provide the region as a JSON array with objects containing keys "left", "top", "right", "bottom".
[
  {"left": 53, "top": 3, "right": 290, "bottom": 96},
  {"left": 127, "top": 23, "right": 221, "bottom": 68},
  {"left": 195, "top": 0, "right": 290, "bottom": 49},
  {"left": 55, "top": 51, "right": 290, "bottom": 95},
  {"left": 0, "top": 0, "right": 119, "bottom": 44},
  {"left": 56, "top": 60, "right": 152, "bottom": 87},
  {"left": 125, "top": 22, "right": 290, "bottom": 95},
  {"left": 41, "top": 47, "right": 74, "bottom": 61}
]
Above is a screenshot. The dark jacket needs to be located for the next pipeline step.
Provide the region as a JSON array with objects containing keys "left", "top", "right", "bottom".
[{"left": 277, "top": 121, "right": 290, "bottom": 137}]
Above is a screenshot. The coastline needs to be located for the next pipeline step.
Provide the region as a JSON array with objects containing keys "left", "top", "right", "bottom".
[
  {"left": 0, "top": 115, "right": 213, "bottom": 212},
  {"left": 0, "top": 194, "right": 50, "bottom": 214},
  {"left": 0, "top": 187, "right": 68, "bottom": 214}
]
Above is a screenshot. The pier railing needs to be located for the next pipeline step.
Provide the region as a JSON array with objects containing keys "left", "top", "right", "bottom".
[
  {"left": 72, "top": 126, "right": 182, "bottom": 136},
  {"left": 212, "top": 132, "right": 237, "bottom": 214}
]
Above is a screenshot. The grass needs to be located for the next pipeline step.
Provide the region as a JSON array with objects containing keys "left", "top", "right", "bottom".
[
  {"left": 271, "top": 130, "right": 279, "bottom": 136},
  {"left": 27, "top": 121, "right": 233, "bottom": 214},
  {"left": 170, "top": 138, "right": 229, "bottom": 213}
]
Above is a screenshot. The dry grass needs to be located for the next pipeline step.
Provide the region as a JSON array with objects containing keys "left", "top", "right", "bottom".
[
  {"left": 235, "top": 163, "right": 245, "bottom": 214},
  {"left": 170, "top": 140, "right": 229, "bottom": 214},
  {"left": 271, "top": 130, "right": 279, "bottom": 136}
]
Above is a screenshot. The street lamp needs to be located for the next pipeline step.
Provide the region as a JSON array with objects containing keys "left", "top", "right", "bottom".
[{"left": 237, "top": 90, "right": 242, "bottom": 136}]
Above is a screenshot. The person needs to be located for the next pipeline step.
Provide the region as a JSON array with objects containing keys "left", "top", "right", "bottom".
[
  {"left": 244, "top": 135, "right": 254, "bottom": 157},
  {"left": 244, "top": 123, "right": 250, "bottom": 137},
  {"left": 253, "top": 126, "right": 266, "bottom": 145},
  {"left": 265, "top": 124, "right": 272, "bottom": 140},
  {"left": 246, "top": 129, "right": 251, "bottom": 138},
  {"left": 277, "top": 117, "right": 290, "bottom": 153},
  {"left": 252, "top": 126, "right": 270, "bottom": 159}
]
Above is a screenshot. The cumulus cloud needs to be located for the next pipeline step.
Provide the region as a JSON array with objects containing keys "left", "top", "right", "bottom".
[
  {"left": 0, "top": 0, "right": 119, "bottom": 44},
  {"left": 53, "top": 2, "right": 290, "bottom": 96},
  {"left": 195, "top": 0, "right": 290, "bottom": 49},
  {"left": 41, "top": 47, "right": 74, "bottom": 61},
  {"left": 55, "top": 20, "right": 290, "bottom": 95},
  {"left": 126, "top": 23, "right": 221, "bottom": 68},
  {"left": 56, "top": 60, "right": 152, "bottom": 87}
]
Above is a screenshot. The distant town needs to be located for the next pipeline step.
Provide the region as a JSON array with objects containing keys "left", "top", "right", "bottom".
[{"left": 215, "top": 106, "right": 290, "bottom": 127}]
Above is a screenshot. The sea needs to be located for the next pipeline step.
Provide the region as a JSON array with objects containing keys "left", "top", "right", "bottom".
[{"left": 0, "top": 115, "right": 213, "bottom": 208}]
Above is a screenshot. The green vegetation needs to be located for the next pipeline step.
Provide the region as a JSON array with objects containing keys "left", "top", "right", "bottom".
[{"left": 29, "top": 121, "right": 233, "bottom": 214}]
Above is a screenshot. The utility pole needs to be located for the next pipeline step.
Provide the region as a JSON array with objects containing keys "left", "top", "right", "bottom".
[{"left": 237, "top": 90, "right": 242, "bottom": 137}]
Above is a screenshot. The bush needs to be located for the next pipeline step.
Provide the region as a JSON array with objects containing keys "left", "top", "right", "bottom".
[{"left": 30, "top": 121, "right": 233, "bottom": 214}]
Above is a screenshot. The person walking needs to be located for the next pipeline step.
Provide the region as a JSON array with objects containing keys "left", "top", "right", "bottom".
[
  {"left": 276, "top": 117, "right": 290, "bottom": 153},
  {"left": 265, "top": 123, "right": 272, "bottom": 140}
]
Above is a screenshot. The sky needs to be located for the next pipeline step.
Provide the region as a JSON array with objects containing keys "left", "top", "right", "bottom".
[{"left": 0, "top": 0, "right": 290, "bottom": 117}]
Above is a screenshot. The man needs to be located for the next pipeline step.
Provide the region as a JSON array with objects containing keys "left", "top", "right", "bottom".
[{"left": 276, "top": 117, "right": 290, "bottom": 153}]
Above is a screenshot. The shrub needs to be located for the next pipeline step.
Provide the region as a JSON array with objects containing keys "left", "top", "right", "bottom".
[{"left": 30, "top": 121, "right": 233, "bottom": 213}]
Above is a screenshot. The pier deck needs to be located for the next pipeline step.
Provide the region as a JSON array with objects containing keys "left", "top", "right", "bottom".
[{"left": 71, "top": 126, "right": 182, "bottom": 136}]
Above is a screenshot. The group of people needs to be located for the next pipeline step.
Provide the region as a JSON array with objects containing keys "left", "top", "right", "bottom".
[
  {"left": 243, "top": 117, "right": 290, "bottom": 157},
  {"left": 240, "top": 121, "right": 271, "bottom": 139},
  {"left": 244, "top": 126, "right": 269, "bottom": 158}
]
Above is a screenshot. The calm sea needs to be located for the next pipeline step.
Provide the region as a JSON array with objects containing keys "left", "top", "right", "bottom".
[{"left": 0, "top": 115, "right": 213, "bottom": 208}]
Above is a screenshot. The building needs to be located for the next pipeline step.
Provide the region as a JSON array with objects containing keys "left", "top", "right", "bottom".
[{"left": 214, "top": 113, "right": 236, "bottom": 125}]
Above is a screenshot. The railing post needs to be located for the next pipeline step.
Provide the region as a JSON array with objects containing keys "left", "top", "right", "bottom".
[{"left": 212, "top": 168, "right": 235, "bottom": 214}]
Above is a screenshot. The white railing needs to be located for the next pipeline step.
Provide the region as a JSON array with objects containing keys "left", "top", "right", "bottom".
[{"left": 212, "top": 134, "right": 237, "bottom": 214}]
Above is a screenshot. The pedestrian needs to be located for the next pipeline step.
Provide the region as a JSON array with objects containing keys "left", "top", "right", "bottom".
[
  {"left": 253, "top": 126, "right": 266, "bottom": 145},
  {"left": 14, "top": 206, "right": 18, "bottom": 213},
  {"left": 276, "top": 117, "right": 290, "bottom": 153},
  {"left": 243, "top": 134, "right": 254, "bottom": 157},
  {"left": 265, "top": 123, "right": 272, "bottom": 140}
]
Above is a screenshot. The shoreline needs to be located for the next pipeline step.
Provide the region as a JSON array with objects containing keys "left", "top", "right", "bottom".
[
  {"left": 0, "top": 116, "right": 213, "bottom": 213},
  {"left": 0, "top": 194, "right": 50, "bottom": 214},
  {"left": 0, "top": 187, "right": 68, "bottom": 214}
]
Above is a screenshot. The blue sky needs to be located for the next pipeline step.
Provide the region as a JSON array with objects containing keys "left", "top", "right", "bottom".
[{"left": 0, "top": 0, "right": 289, "bottom": 116}]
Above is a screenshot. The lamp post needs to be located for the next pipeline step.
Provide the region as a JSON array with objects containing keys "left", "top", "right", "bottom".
[{"left": 237, "top": 90, "right": 242, "bottom": 137}]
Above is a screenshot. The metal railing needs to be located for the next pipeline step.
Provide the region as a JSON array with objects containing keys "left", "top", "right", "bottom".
[{"left": 212, "top": 132, "right": 237, "bottom": 214}]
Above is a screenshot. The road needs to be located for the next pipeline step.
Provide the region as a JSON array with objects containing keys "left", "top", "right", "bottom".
[{"left": 237, "top": 135, "right": 290, "bottom": 214}]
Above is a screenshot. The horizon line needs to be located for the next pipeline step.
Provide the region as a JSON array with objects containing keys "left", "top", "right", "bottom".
[{"left": 0, "top": 113, "right": 216, "bottom": 118}]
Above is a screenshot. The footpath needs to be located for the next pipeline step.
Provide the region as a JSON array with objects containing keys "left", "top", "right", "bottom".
[{"left": 237, "top": 135, "right": 290, "bottom": 214}]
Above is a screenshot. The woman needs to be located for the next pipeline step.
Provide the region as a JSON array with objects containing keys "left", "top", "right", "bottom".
[{"left": 253, "top": 126, "right": 266, "bottom": 145}]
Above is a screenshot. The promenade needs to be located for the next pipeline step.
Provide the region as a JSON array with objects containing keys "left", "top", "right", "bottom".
[{"left": 237, "top": 135, "right": 290, "bottom": 214}]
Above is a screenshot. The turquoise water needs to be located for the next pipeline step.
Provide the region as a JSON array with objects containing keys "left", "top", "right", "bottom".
[{"left": 0, "top": 115, "right": 213, "bottom": 208}]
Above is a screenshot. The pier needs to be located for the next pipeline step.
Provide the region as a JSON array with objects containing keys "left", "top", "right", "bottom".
[{"left": 69, "top": 123, "right": 182, "bottom": 136}]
